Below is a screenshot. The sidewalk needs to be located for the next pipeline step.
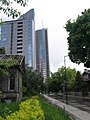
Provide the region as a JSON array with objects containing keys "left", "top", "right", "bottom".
[{"left": 44, "top": 94, "right": 90, "bottom": 120}]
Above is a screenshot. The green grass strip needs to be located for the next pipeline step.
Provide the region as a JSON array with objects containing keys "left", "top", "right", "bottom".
[{"left": 39, "top": 95, "right": 71, "bottom": 120}]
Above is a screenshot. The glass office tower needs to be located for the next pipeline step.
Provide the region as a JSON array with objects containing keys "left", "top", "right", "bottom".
[
  {"left": 36, "top": 28, "right": 50, "bottom": 79},
  {"left": 1, "top": 9, "right": 36, "bottom": 70}
]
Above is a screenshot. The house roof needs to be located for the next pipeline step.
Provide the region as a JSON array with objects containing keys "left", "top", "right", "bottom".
[
  {"left": 0, "top": 55, "right": 25, "bottom": 74},
  {"left": 0, "top": 55, "right": 24, "bottom": 65},
  {"left": 82, "top": 69, "right": 90, "bottom": 76}
]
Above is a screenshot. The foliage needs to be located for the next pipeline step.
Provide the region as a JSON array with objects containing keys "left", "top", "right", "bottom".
[
  {"left": 0, "top": 58, "right": 18, "bottom": 68},
  {"left": 23, "top": 65, "right": 44, "bottom": 96},
  {"left": 66, "top": 68, "right": 76, "bottom": 91},
  {"left": 65, "top": 8, "right": 90, "bottom": 68},
  {"left": 0, "top": 116, "right": 4, "bottom": 120},
  {"left": 46, "top": 66, "right": 77, "bottom": 93},
  {"left": 75, "top": 71, "right": 88, "bottom": 95},
  {"left": 0, "top": 0, "right": 28, "bottom": 18},
  {"left": 0, "top": 58, "right": 18, "bottom": 76},
  {"left": 0, "top": 102, "right": 19, "bottom": 118},
  {"left": 0, "top": 98, "right": 45, "bottom": 120},
  {"left": 0, "top": 96, "right": 71, "bottom": 120},
  {"left": 39, "top": 95, "right": 71, "bottom": 120},
  {"left": 0, "top": 47, "right": 5, "bottom": 54},
  {"left": 46, "top": 72, "right": 62, "bottom": 93},
  {"left": 58, "top": 66, "right": 77, "bottom": 91},
  {"left": 75, "top": 71, "right": 83, "bottom": 92},
  {"left": 6, "top": 98, "right": 44, "bottom": 120}
]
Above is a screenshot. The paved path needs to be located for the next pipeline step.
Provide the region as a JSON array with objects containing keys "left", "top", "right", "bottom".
[
  {"left": 44, "top": 94, "right": 90, "bottom": 120},
  {"left": 49, "top": 93, "right": 90, "bottom": 113}
]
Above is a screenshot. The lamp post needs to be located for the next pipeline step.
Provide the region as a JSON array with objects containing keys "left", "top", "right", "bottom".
[{"left": 64, "top": 55, "right": 68, "bottom": 105}]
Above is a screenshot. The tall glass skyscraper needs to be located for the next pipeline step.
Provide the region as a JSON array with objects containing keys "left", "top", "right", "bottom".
[
  {"left": 1, "top": 9, "right": 36, "bottom": 70},
  {"left": 36, "top": 28, "right": 50, "bottom": 79}
]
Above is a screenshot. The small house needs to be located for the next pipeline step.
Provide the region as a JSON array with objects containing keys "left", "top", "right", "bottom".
[
  {"left": 0, "top": 55, "right": 25, "bottom": 102},
  {"left": 82, "top": 69, "right": 90, "bottom": 91}
]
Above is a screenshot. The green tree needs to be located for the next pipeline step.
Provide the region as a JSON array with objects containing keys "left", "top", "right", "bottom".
[
  {"left": 0, "top": 0, "right": 27, "bottom": 18},
  {"left": 46, "top": 75, "right": 61, "bottom": 93},
  {"left": 75, "top": 71, "right": 83, "bottom": 92},
  {"left": 75, "top": 71, "right": 88, "bottom": 96},
  {"left": 66, "top": 67, "right": 77, "bottom": 91},
  {"left": 65, "top": 9, "right": 90, "bottom": 68},
  {"left": 58, "top": 66, "right": 77, "bottom": 91},
  {"left": 46, "top": 71, "right": 64, "bottom": 93},
  {"left": 46, "top": 66, "right": 77, "bottom": 93},
  {"left": 23, "top": 65, "right": 44, "bottom": 96}
]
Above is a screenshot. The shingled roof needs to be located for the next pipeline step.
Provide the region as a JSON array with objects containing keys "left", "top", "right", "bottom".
[
  {"left": 0, "top": 55, "right": 25, "bottom": 73},
  {"left": 0, "top": 55, "right": 24, "bottom": 65}
]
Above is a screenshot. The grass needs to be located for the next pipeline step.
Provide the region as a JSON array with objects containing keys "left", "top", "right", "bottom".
[
  {"left": 0, "top": 102, "right": 19, "bottom": 118},
  {"left": 39, "top": 95, "right": 71, "bottom": 120}
]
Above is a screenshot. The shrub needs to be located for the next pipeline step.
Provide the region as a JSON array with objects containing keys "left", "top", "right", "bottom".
[
  {"left": 0, "top": 116, "right": 4, "bottom": 120},
  {"left": 0, "top": 102, "right": 19, "bottom": 118},
  {"left": 0, "top": 98, "right": 45, "bottom": 120}
]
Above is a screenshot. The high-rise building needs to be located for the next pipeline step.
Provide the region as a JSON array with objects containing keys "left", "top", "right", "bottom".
[
  {"left": 36, "top": 28, "right": 50, "bottom": 79},
  {"left": 0, "top": 9, "right": 36, "bottom": 70}
]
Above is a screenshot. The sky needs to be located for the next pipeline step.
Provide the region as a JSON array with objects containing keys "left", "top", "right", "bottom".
[{"left": 1, "top": 0, "right": 90, "bottom": 73}]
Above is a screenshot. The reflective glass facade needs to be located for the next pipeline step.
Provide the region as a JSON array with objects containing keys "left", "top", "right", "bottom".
[
  {"left": 36, "top": 28, "right": 50, "bottom": 79},
  {"left": 28, "top": 20, "right": 32, "bottom": 66},
  {"left": 1, "top": 9, "right": 36, "bottom": 70},
  {"left": 0, "top": 24, "right": 7, "bottom": 47}
]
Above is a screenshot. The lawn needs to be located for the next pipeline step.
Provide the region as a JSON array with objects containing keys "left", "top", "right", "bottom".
[{"left": 39, "top": 95, "right": 71, "bottom": 120}]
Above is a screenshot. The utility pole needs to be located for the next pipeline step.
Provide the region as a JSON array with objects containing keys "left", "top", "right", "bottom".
[{"left": 64, "top": 56, "right": 68, "bottom": 105}]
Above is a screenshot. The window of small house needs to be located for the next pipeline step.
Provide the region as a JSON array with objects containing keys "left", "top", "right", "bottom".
[{"left": 9, "top": 75, "right": 15, "bottom": 90}]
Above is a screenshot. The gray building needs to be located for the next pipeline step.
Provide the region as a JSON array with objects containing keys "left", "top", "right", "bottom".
[
  {"left": 36, "top": 28, "right": 50, "bottom": 79},
  {"left": 1, "top": 9, "right": 36, "bottom": 70}
]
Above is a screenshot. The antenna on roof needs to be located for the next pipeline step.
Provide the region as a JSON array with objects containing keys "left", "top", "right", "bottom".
[{"left": 42, "top": 20, "right": 44, "bottom": 29}]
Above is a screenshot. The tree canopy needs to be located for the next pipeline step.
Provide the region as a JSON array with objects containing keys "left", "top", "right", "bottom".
[
  {"left": 23, "top": 65, "right": 44, "bottom": 96},
  {"left": 46, "top": 66, "right": 77, "bottom": 93},
  {"left": 75, "top": 71, "right": 83, "bottom": 92},
  {"left": 65, "top": 9, "right": 90, "bottom": 68},
  {"left": 0, "top": 0, "right": 27, "bottom": 18},
  {"left": 58, "top": 66, "right": 77, "bottom": 91}
]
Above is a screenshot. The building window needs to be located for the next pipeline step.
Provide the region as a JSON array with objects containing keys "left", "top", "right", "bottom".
[
  {"left": 17, "top": 29, "right": 22, "bottom": 31},
  {"left": 9, "top": 75, "right": 15, "bottom": 90},
  {"left": 17, "top": 51, "right": 22, "bottom": 53},
  {"left": 10, "top": 78, "right": 15, "bottom": 90},
  {"left": 18, "top": 22, "right": 23, "bottom": 24},
  {"left": 17, "top": 36, "right": 23, "bottom": 38},
  {"left": 17, "top": 47, "right": 22, "bottom": 49},
  {"left": 17, "top": 43, "right": 22, "bottom": 46},
  {"left": 17, "top": 40, "right": 22, "bottom": 42}
]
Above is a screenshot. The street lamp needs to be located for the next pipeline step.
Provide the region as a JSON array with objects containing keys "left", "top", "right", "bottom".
[{"left": 64, "top": 55, "right": 68, "bottom": 105}]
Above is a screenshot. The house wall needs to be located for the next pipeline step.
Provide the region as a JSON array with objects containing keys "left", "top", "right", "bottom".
[
  {"left": 16, "top": 70, "right": 22, "bottom": 101},
  {"left": 0, "top": 68, "right": 22, "bottom": 101},
  {"left": 0, "top": 76, "right": 8, "bottom": 91}
]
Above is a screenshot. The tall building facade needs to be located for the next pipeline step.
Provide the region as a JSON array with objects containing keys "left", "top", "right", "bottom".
[
  {"left": 0, "top": 9, "right": 36, "bottom": 70},
  {"left": 36, "top": 28, "right": 50, "bottom": 79}
]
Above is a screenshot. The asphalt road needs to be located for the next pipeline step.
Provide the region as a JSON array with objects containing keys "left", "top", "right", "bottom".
[{"left": 49, "top": 93, "right": 90, "bottom": 113}]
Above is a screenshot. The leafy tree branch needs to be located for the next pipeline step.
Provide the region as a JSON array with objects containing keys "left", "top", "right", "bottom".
[
  {"left": 0, "top": 0, "right": 28, "bottom": 18},
  {"left": 65, "top": 9, "right": 90, "bottom": 68}
]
